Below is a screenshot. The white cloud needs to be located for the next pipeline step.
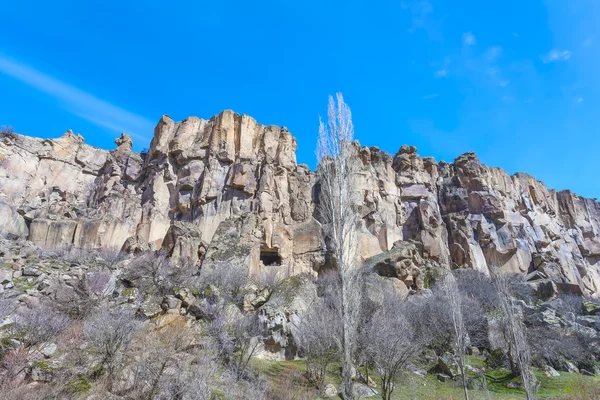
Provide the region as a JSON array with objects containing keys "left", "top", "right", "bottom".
[
  {"left": 434, "top": 57, "right": 450, "bottom": 78},
  {"left": 463, "top": 32, "right": 476, "bottom": 45},
  {"left": 541, "top": 49, "right": 572, "bottom": 63},
  {"left": 575, "top": 97, "right": 584, "bottom": 104},
  {"left": 512, "top": 33, "right": 520, "bottom": 38},
  {"left": 484, "top": 46, "right": 503, "bottom": 62},
  {"left": 582, "top": 39, "right": 593, "bottom": 48},
  {"left": 499, "top": 80, "right": 510, "bottom": 87},
  {"left": 0, "top": 53, "right": 154, "bottom": 142},
  {"left": 422, "top": 93, "right": 439, "bottom": 100},
  {"left": 401, "top": 0, "right": 442, "bottom": 40}
]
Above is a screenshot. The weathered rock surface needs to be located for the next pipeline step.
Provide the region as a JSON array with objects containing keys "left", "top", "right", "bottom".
[{"left": 1, "top": 111, "right": 599, "bottom": 296}]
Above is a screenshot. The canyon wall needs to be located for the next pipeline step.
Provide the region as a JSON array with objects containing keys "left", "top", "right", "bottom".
[{"left": 1, "top": 111, "right": 599, "bottom": 296}]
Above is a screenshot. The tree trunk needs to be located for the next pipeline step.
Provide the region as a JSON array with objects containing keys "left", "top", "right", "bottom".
[
  {"left": 341, "top": 276, "right": 354, "bottom": 399},
  {"left": 459, "top": 357, "right": 470, "bottom": 400}
]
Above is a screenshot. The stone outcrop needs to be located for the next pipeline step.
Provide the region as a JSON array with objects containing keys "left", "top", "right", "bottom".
[{"left": 1, "top": 111, "right": 599, "bottom": 296}]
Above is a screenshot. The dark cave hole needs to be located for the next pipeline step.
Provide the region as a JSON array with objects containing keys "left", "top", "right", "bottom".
[{"left": 260, "top": 248, "right": 282, "bottom": 266}]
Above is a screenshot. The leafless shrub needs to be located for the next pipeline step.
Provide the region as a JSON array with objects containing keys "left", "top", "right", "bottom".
[
  {"left": 454, "top": 269, "right": 500, "bottom": 310},
  {"left": 0, "top": 347, "right": 28, "bottom": 390},
  {"left": 365, "top": 290, "right": 421, "bottom": 400},
  {"left": 527, "top": 324, "right": 598, "bottom": 371},
  {"left": 406, "top": 287, "right": 454, "bottom": 354},
  {"left": 294, "top": 298, "right": 339, "bottom": 391},
  {"left": 13, "top": 304, "right": 69, "bottom": 351},
  {"left": 83, "top": 306, "right": 142, "bottom": 381},
  {"left": 201, "top": 261, "right": 249, "bottom": 304},
  {"left": 41, "top": 246, "right": 123, "bottom": 267},
  {"left": 253, "top": 265, "right": 283, "bottom": 291},
  {"left": 316, "top": 268, "right": 342, "bottom": 308},
  {"left": 229, "top": 313, "right": 264, "bottom": 381},
  {"left": 219, "top": 374, "right": 269, "bottom": 400},
  {"left": 0, "top": 298, "right": 15, "bottom": 324},
  {"left": 0, "top": 304, "right": 68, "bottom": 389},
  {"left": 527, "top": 326, "right": 580, "bottom": 368},
  {"left": 127, "top": 323, "right": 216, "bottom": 400},
  {"left": 154, "top": 360, "right": 216, "bottom": 400},
  {"left": 551, "top": 293, "right": 584, "bottom": 315},
  {"left": 126, "top": 251, "right": 170, "bottom": 293},
  {"left": 264, "top": 368, "right": 316, "bottom": 400},
  {"left": 0, "top": 125, "right": 14, "bottom": 137},
  {"left": 205, "top": 303, "right": 264, "bottom": 381},
  {"left": 52, "top": 271, "right": 114, "bottom": 319},
  {"left": 461, "top": 295, "right": 490, "bottom": 349},
  {"left": 205, "top": 306, "right": 235, "bottom": 361},
  {"left": 355, "top": 275, "right": 381, "bottom": 383},
  {"left": 126, "top": 251, "right": 194, "bottom": 296}
]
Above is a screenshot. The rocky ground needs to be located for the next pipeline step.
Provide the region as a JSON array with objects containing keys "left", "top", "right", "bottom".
[{"left": 0, "top": 237, "right": 599, "bottom": 399}]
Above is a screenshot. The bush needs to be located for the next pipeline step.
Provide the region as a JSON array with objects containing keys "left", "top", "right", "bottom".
[
  {"left": 485, "top": 349, "right": 510, "bottom": 370},
  {"left": 0, "top": 125, "right": 14, "bottom": 137},
  {"left": 83, "top": 306, "right": 142, "bottom": 379},
  {"left": 13, "top": 304, "right": 69, "bottom": 350},
  {"left": 551, "top": 294, "right": 584, "bottom": 315},
  {"left": 527, "top": 324, "right": 598, "bottom": 371},
  {"left": 200, "top": 261, "right": 249, "bottom": 305}
]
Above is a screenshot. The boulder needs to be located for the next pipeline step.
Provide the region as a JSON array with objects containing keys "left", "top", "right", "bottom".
[
  {"left": 543, "top": 365, "right": 560, "bottom": 377},
  {"left": 430, "top": 355, "right": 460, "bottom": 378},
  {"left": 353, "top": 382, "right": 378, "bottom": 398},
  {"left": 324, "top": 384, "right": 338, "bottom": 398}
]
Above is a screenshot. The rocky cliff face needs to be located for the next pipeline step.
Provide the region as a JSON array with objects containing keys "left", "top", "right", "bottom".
[{"left": 1, "top": 111, "right": 599, "bottom": 296}]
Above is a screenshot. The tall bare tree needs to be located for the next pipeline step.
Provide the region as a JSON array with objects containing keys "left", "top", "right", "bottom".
[
  {"left": 489, "top": 264, "right": 538, "bottom": 400},
  {"left": 316, "top": 93, "right": 361, "bottom": 399},
  {"left": 443, "top": 271, "right": 470, "bottom": 400}
]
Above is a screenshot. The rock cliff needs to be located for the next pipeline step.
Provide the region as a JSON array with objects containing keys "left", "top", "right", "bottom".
[{"left": 1, "top": 111, "right": 599, "bottom": 296}]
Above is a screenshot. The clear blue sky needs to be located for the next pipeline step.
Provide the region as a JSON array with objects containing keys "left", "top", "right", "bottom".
[{"left": 1, "top": 1, "right": 598, "bottom": 198}]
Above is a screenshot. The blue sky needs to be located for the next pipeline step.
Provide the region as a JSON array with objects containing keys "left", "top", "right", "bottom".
[{"left": 1, "top": 1, "right": 598, "bottom": 198}]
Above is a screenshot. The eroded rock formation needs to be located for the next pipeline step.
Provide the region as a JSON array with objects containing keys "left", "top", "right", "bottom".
[{"left": 1, "top": 111, "right": 599, "bottom": 296}]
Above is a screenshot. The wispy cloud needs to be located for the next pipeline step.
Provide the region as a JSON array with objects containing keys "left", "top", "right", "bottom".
[
  {"left": 400, "top": 0, "right": 443, "bottom": 40},
  {"left": 484, "top": 46, "right": 503, "bottom": 62},
  {"left": 401, "top": 0, "right": 433, "bottom": 33},
  {"left": 575, "top": 97, "right": 584, "bottom": 104},
  {"left": 422, "top": 93, "right": 439, "bottom": 100},
  {"left": 434, "top": 57, "right": 450, "bottom": 78},
  {"left": 541, "top": 49, "right": 572, "bottom": 63},
  {"left": 0, "top": 53, "right": 154, "bottom": 142},
  {"left": 582, "top": 39, "right": 593, "bottom": 48},
  {"left": 463, "top": 32, "right": 476, "bottom": 45}
]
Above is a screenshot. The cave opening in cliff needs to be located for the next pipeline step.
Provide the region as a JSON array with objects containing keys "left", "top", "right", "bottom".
[{"left": 260, "top": 247, "right": 282, "bottom": 266}]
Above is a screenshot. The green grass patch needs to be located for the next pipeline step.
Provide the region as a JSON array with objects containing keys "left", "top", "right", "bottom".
[
  {"left": 67, "top": 376, "right": 92, "bottom": 394},
  {"left": 250, "top": 357, "right": 600, "bottom": 400}
]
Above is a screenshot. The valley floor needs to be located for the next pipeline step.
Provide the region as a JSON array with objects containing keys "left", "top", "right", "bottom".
[{"left": 252, "top": 357, "right": 600, "bottom": 400}]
